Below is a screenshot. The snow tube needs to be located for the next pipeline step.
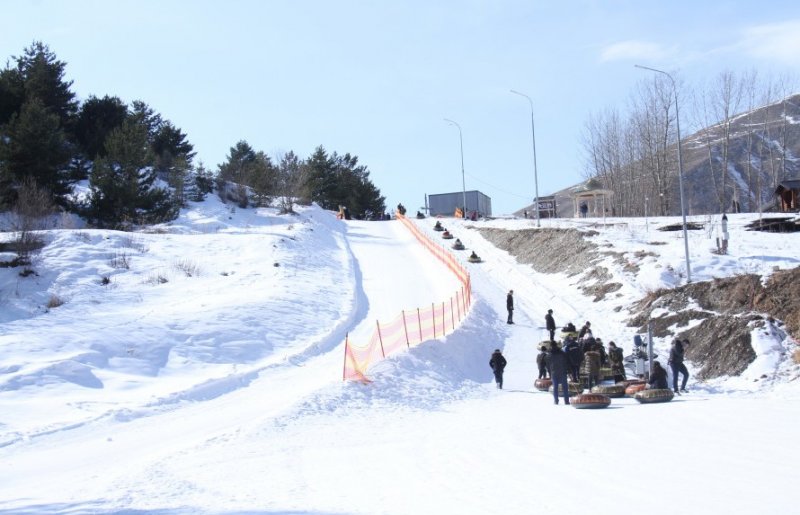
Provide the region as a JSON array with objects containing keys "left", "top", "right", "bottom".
[
  {"left": 468, "top": 255, "right": 482, "bottom": 263},
  {"left": 433, "top": 224, "right": 444, "bottom": 231},
  {"left": 634, "top": 388, "right": 675, "bottom": 404},
  {"left": 625, "top": 383, "right": 648, "bottom": 396},
  {"left": 550, "top": 382, "right": 584, "bottom": 396},
  {"left": 442, "top": 232, "right": 453, "bottom": 239},
  {"left": 534, "top": 378, "right": 552, "bottom": 391},
  {"left": 571, "top": 393, "right": 611, "bottom": 409},
  {"left": 452, "top": 243, "right": 465, "bottom": 250},
  {"left": 619, "top": 379, "right": 646, "bottom": 388},
  {"left": 591, "top": 384, "right": 626, "bottom": 398}
]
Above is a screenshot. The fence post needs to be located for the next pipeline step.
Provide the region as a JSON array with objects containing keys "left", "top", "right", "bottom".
[
  {"left": 376, "top": 320, "right": 386, "bottom": 358},
  {"left": 417, "top": 307, "right": 423, "bottom": 343},
  {"left": 450, "top": 297, "right": 455, "bottom": 331},
  {"left": 402, "top": 310, "right": 410, "bottom": 348},
  {"left": 441, "top": 301, "right": 446, "bottom": 335},
  {"left": 455, "top": 289, "right": 461, "bottom": 321},
  {"left": 432, "top": 302, "right": 437, "bottom": 338}
]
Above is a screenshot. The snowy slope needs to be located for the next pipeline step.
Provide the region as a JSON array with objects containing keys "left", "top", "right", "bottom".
[{"left": 0, "top": 201, "right": 799, "bottom": 514}]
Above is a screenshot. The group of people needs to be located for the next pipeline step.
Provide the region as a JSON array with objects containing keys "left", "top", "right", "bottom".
[{"left": 491, "top": 303, "right": 690, "bottom": 403}]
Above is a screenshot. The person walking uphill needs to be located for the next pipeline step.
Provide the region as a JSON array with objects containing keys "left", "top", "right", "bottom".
[
  {"left": 489, "top": 349, "right": 507, "bottom": 389},
  {"left": 545, "top": 309, "right": 556, "bottom": 341},
  {"left": 549, "top": 341, "right": 570, "bottom": 405},
  {"left": 506, "top": 290, "right": 514, "bottom": 324},
  {"left": 668, "top": 339, "right": 690, "bottom": 393}
]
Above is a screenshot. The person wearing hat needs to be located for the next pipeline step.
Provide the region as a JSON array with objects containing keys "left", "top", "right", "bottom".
[
  {"left": 545, "top": 309, "right": 556, "bottom": 341},
  {"left": 489, "top": 349, "right": 507, "bottom": 389},
  {"left": 506, "top": 290, "right": 514, "bottom": 324},
  {"left": 549, "top": 341, "right": 570, "bottom": 405}
]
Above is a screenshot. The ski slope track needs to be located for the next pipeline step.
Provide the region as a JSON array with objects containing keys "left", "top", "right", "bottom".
[{"left": 0, "top": 201, "right": 799, "bottom": 514}]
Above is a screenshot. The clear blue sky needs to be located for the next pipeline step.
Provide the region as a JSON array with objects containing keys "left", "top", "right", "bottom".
[{"left": 3, "top": 0, "right": 799, "bottom": 214}]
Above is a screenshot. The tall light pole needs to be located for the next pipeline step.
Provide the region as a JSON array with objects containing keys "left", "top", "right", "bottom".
[
  {"left": 635, "top": 65, "right": 692, "bottom": 283},
  {"left": 444, "top": 118, "right": 468, "bottom": 219},
  {"left": 510, "top": 89, "right": 541, "bottom": 227}
]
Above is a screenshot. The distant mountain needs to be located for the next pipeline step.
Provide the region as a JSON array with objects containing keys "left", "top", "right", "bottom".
[{"left": 517, "top": 94, "right": 800, "bottom": 219}]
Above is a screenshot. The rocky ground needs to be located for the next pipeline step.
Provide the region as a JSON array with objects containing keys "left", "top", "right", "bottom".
[{"left": 477, "top": 226, "right": 800, "bottom": 381}]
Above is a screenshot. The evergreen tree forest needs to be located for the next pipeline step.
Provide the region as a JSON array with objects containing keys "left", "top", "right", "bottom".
[{"left": 0, "top": 42, "right": 386, "bottom": 228}]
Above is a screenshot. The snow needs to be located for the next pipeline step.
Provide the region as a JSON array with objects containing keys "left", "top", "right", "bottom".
[{"left": 1, "top": 198, "right": 799, "bottom": 514}]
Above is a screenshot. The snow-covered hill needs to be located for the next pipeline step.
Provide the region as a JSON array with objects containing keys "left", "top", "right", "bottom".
[{"left": 0, "top": 199, "right": 798, "bottom": 514}]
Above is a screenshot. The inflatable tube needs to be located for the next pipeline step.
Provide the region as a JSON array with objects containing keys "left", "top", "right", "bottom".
[
  {"left": 534, "top": 378, "right": 552, "bottom": 391},
  {"left": 625, "top": 383, "right": 648, "bottom": 396},
  {"left": 634, "top": 388, "right": 675, "bottom": 404},
  {"left": 571, "top": 393, "right": 611, "bottom": 409},
  {"left": 619, "top": 379, "right": 646, "bottom": 388},
  {"left": 468, "top": 256, "right": 482, "bottom": 263},
  {"left": 591, "top": 384, "right": 626, "bottom": 398},
  {"left": 551, "top": 382, "right": 584, "bottom": 395}
]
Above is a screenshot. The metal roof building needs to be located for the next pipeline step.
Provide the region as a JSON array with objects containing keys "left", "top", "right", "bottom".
[{"left": 428, "top": 190, "right": 492, "bottom": 217}]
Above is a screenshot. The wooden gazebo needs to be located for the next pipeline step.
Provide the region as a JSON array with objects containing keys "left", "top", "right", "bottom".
[
  {"left": 775, "top": 180, "right": 800, "bottom": 212},
  {"left": 570, "top": 178, "right": 614, "bottom": 218}
]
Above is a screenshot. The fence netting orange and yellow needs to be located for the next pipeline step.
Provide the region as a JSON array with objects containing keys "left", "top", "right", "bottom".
[{"left": 343, "top": 214, "right": 472, "bottom": 381}]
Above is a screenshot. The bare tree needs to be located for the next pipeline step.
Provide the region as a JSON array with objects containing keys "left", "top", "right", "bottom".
[{"left": 9, "top": 178, "right": 55, "bottom": 272}]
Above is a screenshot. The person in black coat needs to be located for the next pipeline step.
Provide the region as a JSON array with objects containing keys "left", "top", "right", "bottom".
[
  {"left": 648, "top": 361, "right": 668, "bottom": 389},
  {"left": 563, "top": 336, "right": 582, "bottom": 383},
  {"left": 536, "top": 346, "right": 550, "bottom": 379},
  {"left": 506, "top": 290, "right": 514, "bottom": 324},
  {"left": 489, "top": 349, "right": 507, "bottom": 389},
  {"left": 549, "top": 341, "right": 570, "bottom": 405},
  {"left": 668, "top": 339, "right": 690, "bottom": 392},
  {"left": 545, "top": 309, "right": 556, "bottom": 341}
]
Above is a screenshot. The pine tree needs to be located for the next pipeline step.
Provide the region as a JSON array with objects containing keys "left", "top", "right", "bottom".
[
  {"left": 88, "top": 119, "right": 176, "bottom": 227},
  {"left": 74, "top": 95, "right": 128, "bottom": 159},
  {"left": 0, "top": 98, "right": 72, "bottom": 207}
]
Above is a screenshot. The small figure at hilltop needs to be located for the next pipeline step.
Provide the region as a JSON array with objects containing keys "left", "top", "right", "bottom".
[
  {"left": 396, "top": 203, "right": 406, "bottom": 216},
  {"left": 416, "top": 211, "right": 425, "bottom": 219},
  {"left": 489, "top": 349, "right": 507, "bottom": 389},
  {"left": 506, "top": 290, "right": 514, "bottom": 325},
  {"left": 545, "top": 309, "right": 556, "bottom": 341}
]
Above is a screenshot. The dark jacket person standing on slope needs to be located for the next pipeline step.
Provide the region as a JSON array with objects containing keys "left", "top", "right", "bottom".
[
  {"left": 549, "top": 341, "right": 570, "bottom": 405},
  {"left": 490, "top": 349, "right": 507, "bottom": 389},
  {"left": 545, "top": 309, "right": 556, "bottom": 341},
  {"left": 506, "top": 290, "right": 514, "bottom": 324}
]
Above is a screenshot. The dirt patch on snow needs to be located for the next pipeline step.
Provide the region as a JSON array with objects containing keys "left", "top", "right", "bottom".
[{"left": 475, "top": 226, "right": 799, "bottom": 381}]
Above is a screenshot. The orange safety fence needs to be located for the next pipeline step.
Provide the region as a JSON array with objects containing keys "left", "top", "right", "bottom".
[{"left": 343, "top": 214, "right": 472, "bottom": 381}]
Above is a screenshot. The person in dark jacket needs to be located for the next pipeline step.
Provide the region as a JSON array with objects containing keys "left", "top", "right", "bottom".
[
  {"left": 545, "top": 309, "right": 556, "bottom": 341},
  {"left": 668, "top": 339, "right": 690, "bottom": 392},
  {"left": 536, "top": 345, "right": 550, "bottom": 379},
  {"left": 489, "top": 349, "right": 507, "bottom": 389},
  {"left": 648, "top": 361, "right": 668, "bottom": 389},
  {"left": 578, "top": 321, "right": 592, "bottom": 339},
  {"left": 608, "top": 341, "right": 626, "bottom": 382},
  {"left": 549, "top": 341, "right": 570, "bottom": 405},
  {"left": 506, "top": 290, "right": 514, "bottom": 324},
  {"left": 563, "top": 336, "right": 582, "bottom": 383}
]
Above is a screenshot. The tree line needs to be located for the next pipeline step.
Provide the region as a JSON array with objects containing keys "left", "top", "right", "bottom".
[
  {"left": 581, "top": 70, "right": 796, "bottom": 216},
  {"left": 0, "top": 41, "right": 385, "bottom": 231}
]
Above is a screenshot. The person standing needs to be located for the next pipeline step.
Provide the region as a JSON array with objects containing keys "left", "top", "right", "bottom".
[
  {"left": 582, "top": 344, "right": 601, "bottom": 390},
  {"left": 608, "top": 341, "right": 626, "bottom": 382},
  {"left": 489, "top": 349, "right": 507, "bottom": 389},
  {"left": 545, "top": 309, "right": 556, "bottom": 341},
  {"left": 506, "top": 290, "right": 514, "bottom": 324},
  {"left": 549, "top": 341, "right": 570, "bottom": 405},
  {"left": 668, "top": 339, "right": 690, "bottom": 393},
  {"left": 563, "top": 335, "right": 582, "bottom": 383},
  {"left": 536, "top": 345, "right": 550, "bottom": 379}
]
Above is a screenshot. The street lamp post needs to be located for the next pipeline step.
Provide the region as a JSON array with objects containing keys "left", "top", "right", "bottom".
[
  {"left": 444, "top": 118, "right": 467, "bottom": 219},
  {"left": 510, "top": 89, "right": 541, "bottom": 227},
  {"left": 635, "top": 65, "right": 692, "bottom": 283}
]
